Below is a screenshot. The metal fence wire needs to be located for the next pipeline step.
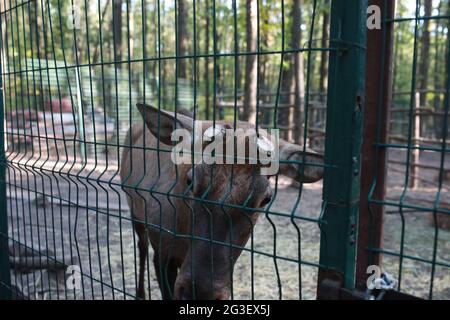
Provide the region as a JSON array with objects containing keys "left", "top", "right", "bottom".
[
  {"left": 0, "top": 0, "right": 448, "bottom": 300},
  {"left": 355, "top": 0, "right": 450, "bottom": 300}
]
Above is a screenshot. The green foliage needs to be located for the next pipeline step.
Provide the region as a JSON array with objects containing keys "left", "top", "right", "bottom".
[{"left": 1, "top": 0, "right": 448, "bottom": 116}]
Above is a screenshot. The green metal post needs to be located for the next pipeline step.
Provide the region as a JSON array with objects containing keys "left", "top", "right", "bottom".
[
  {"left": 318, "top": 0, "right": 368, "bottom": 295},
  {"left": 0, "top": 52, "right": 11, "bottom": 299}
]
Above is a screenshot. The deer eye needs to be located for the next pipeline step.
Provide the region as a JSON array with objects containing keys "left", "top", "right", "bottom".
[
  {"left": 186, "top": 176, "right": 192, "bottom": 187},
  {"left": 260, "top": 195, "right": 272, "bottom": 207},
  {"left": 186, "top": 170, "right": 193, "bottom": 188}
]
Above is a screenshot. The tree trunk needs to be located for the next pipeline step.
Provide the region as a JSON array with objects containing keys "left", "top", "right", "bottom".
[
  {"left": 291, "top": 0, "right": 304, "bottom": 144},
  {"left": 92, "top": 0, "right": 111, "bottom": 64},
  {"left": 433, "top": 3, "right": 443, "bottom": 139},
  {"left": 418, "top": 0, "right": 432, "bottom": 108},
  {"left": 279, "top": 66, "right": 291, "bottom": 141},
  {"left": 128, "top": 1, "right": 135, "bottom": 59},
  {"left": 260, "top": 31, "right": 270, "bottom": 128},
  {"left": 243, "top": 0, "right": 258, "bottom": 123},
  {"left": 319, "top": 4, "right": 330, "bottom": 99},
  {"left": 159, "top": 0, "right": 167, "bottom": 105},
  {"left": 29, "top": 0, "right": 37, "bottom": 57},
  {"left": 433, "top": 3, "right": 442, "bottom": 112},
  {"left": 113, "top": 0, "right": 123, "bottom": 64},
  {"left": 1, "top": 0, "right": 9, "bottom": 61},
  {"left": 393, "top": 30, "right": 400, "bottom": 97},
  {"left": 235, "top": 27, "right": 241, "bottom": 93},
  {"left": 178, "top": 0, "right": 189, "bottom": 79},
  {"left": 37, "top": 0, "right": 45, "bottom": 59},
  {"left": 204, "top": 0, "right": 210, "bottom": 120},
  {"left": 153, "top": 0, "right": 159, "bottom": 91},
  {"left": 279, "top": 0, "right": 304, "bottom": 143}
]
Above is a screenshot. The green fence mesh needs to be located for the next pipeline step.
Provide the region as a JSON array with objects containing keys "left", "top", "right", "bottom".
[
  {"left": 361, "top": 0, "right": 450, "bottom": 300},
  {"left": 0, "top": 0, "right": 448, "bottom": 301}
]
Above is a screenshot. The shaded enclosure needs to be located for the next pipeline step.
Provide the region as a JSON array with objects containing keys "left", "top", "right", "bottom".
[{"left": 0, "top": 0, "right": 449, "bottom": 300}]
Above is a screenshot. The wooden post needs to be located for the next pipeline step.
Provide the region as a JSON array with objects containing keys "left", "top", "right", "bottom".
[
  {"left": 410, "top": 91, "right": 421, "bottom": 189},
  {"left": 356, "top": 0, "right": 395, "bottom": 291}
]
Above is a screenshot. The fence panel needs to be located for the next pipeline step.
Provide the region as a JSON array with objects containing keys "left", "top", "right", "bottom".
[
  {"left": 357, "top": 0, "right": 450, "bottom": 300},
  {"left": 0, "top": 0, "right": 448, "bottom": 301},
  {"left": 0, "top": 0, "right": 334, "bottom": 300}
]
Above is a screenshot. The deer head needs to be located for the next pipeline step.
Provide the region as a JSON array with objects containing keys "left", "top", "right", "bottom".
[{"left": 137, "top": 103, "right": 324, "bottom": 300}]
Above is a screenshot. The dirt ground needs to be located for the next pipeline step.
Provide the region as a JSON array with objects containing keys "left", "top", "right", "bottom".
[{"left": 5, "top": 148, "right": 450, "bottom": 300}]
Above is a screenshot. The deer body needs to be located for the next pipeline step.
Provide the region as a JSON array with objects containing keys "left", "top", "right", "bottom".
[
  {"left": 121, "top": 122, "right": 191, "bottom": 298},
  {"left": 120, "top": 104, "right": 324, "bottom": 300}
]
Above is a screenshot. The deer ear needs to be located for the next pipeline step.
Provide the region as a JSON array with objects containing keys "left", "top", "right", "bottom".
[
  {"left": 136, "top": 103, "right": 193, "bottom": 145},
  {"left": 279, "top": 141, "right": 324, "bottom": 183}
]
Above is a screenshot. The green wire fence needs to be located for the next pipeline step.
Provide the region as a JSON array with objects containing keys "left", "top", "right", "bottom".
[
  {"left": 355, "top": 0, "right": 450, "bottom": 300},
  {"left": 0, "top": 0, "right": 448, "bottom": 300}
]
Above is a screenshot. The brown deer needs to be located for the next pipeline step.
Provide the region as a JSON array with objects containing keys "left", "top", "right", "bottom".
[{"left": 120, "top": 103, "right": 324, "bottom": 300}]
